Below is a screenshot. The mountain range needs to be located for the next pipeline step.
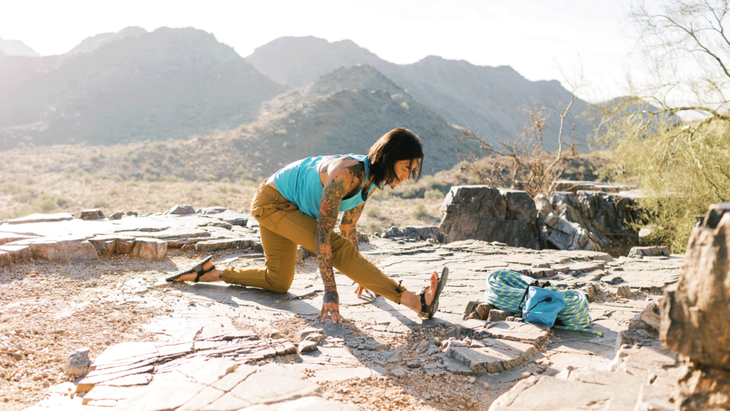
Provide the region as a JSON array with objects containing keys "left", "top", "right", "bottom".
[
  {"left": 246, "top": 36, "right": 591, "bottom": 148},
  {"left": 0, "top": 27, "right": 595, "bottom": 176},
  {"left": 0, "top": 38, "right": 40, "bottom": 57}
]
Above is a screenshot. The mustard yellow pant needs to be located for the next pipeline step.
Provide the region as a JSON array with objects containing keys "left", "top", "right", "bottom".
[{"left": 221, "top": 183, "right": 405, "bottom": 304}]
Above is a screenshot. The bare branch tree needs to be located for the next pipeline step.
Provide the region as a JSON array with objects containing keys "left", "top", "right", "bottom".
[{"left": 459, "top": 92, "right": 579, "bottom": 197}]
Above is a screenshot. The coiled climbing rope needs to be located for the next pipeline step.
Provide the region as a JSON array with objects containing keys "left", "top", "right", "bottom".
[{"left": 484, "top": 270, "right": 602, "bottom": 336}]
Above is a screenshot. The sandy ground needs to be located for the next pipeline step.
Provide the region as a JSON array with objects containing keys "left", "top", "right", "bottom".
[{"left": 1, "top": 246, "right": 497, "bottom": 411}]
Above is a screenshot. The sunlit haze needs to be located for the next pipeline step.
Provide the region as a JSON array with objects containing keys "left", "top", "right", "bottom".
[{"left": 0, "top": 0, "right": 637, "bottom": 102}]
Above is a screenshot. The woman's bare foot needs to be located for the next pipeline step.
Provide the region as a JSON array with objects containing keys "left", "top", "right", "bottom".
[{"left": 401, "top": 270, "right": 440, "bottom": 313}]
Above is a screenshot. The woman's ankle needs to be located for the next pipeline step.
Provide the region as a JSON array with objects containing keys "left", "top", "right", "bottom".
[
  {"left": 402, "top": 291, "right": 422, "bottom": 312},
  {"left": 200, "top": 268, "right": 223, "bottom": 282}
]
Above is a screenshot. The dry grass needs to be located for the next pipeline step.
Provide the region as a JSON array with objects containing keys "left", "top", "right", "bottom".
[{"left": 0, "top": 145, "right": 445, "bottom": 229}]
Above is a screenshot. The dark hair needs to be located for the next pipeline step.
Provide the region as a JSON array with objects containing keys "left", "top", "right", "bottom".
[{"left": 368, "top": 128, "right": 423, "bottom": 188}]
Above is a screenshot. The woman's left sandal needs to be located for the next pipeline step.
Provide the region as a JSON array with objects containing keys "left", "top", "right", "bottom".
[
  {"left": 418, "top": 267, "right": 449, "bottom": 319},
  {"left": 165, "top": 255, "right": 215, "bottom": 283}
]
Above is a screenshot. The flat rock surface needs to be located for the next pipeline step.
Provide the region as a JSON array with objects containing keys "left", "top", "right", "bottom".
[{"left": 0, "top": 218, "right": 685, "bottom": 411}]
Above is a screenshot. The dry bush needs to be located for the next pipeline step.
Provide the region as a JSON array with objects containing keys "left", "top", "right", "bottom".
[{"left": 459, "top": 95, "right": 579, "bottom": 197}]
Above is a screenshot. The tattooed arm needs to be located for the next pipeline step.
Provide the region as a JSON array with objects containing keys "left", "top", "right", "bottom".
[
  {"left": 339, "top": 202, "right": 365, "bottom": 251},
  {"left": 316, "top": 158, "right": 363, "bottom": 324}
]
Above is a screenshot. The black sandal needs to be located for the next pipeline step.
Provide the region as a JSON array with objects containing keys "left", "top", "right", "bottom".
[
  {"left": 418, "top": 267, "right": 449, "bottom": 319},
  {"left": 165, "top": 255, "right": 215, "bottom": 283}
]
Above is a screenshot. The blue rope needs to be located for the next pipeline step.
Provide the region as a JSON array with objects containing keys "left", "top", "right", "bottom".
[{"left": 484, "top": 270, "right": 602, "bottom": 336}]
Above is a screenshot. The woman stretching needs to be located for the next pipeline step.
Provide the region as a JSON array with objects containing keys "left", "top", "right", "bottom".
[{"left": 167, "top": 128, "right": 448, "bottom": 324}]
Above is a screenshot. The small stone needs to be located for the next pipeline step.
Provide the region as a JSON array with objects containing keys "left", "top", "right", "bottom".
[
  {"left": 617, "top": 284, "right": 632, "bottom": 298},
  {"left": 487, "top": 309, "right": 510, "bottom": 322},
  {"left": 391, "top": 368, "right": 407, "bottom": 377},
  {"left": 304, "top": 333, "right": 324, "bottom": 343},
  {"left": 371, "top": 366, "right": 387, "bottom": 376},
  {"left": 65, "top": 348, "right": 90, "bottom": 377},
  {"left": 108, "top": 211, "right": 124, "bottom": 220},
  {"left": 297, "top": 340, "right": 318, "bottom": 354},
  {"left": 168, "top": 204, "right": 196, "bottom": 215},
  {"left": 407, "top": 362, "right": 420, "bottom": 368},
  {"left": 267, "top": 331, "right": 281, "bottom": 339},
  {"left": 79, "top": 209, "right": 104, "bottom": 220},
  {"left": 468, "top": 376, "right": 476, "bottom": 383},
  {"left": 297, "top": 327, "right": 325, "bottom": 341}
]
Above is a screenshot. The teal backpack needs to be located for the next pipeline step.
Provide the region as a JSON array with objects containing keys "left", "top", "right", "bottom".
[{"left": 519, "top": 281, "right": 566, "bottom": 328}]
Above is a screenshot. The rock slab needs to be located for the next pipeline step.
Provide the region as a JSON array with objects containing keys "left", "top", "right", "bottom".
[
  {"left": 661, "top": 210, "right": 730, "bottom": 370},
  {"left": 439, "top": 185, "right": 539, "bottom": 249}
]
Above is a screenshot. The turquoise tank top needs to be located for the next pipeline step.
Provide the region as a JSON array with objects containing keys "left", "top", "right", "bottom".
[{"left": 272, "top": 154, "right": 375, "bottom": 219}]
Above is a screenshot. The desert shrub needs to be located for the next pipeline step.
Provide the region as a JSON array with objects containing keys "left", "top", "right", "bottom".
[
  {"left": 412, "top": 202, "right": 429, "bottom": 219},
  {"left": 93, "top": 199, "right": 109, "bottom": 209},
  {"left": 205, "top": 197, "right": 223, "bottom": 207},
  {"left": 365, "top": 204, "right": 381, "bottom": 219},
  {"left": 424, "top": 189, "right": 444, "bottom": 200},
  {"left": 32, "top": 196, "right": 59, "bottom": 213},
  {"left": 399, "top": 187, "right": 421, "bottom": 199},
  {"left": 368, "top": 189, "right": 390, "bottom": 200},
  {"left": 597, "top": 117, "right": 730, "bottom": 253},
  {"left": 362, "top": 221, "right": 383, "bottom": 234},
  {"left": 237, "top": 177, "right": 259, "bottom": 187},
  {"left": 215, "top": 184, "right": 240, "bottom": 195},
  {"left": 12, "top": 188, "right": 35, "bottom": 203}
]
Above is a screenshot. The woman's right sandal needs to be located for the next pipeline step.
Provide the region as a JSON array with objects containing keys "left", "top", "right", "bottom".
[
  {"left": 418, "top": 267, "right": 449, "bottom": 319},
  {"left": 165, "top": 255, "right": 215, "bottom": 283}
]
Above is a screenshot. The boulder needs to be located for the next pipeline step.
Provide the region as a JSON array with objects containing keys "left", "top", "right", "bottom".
[
  {"left": 499, "top": 189, "right": 537, "bottom": 226},
  {"left": 660, "top": 204, "right": 730, "bottom": 370},
  {"left": 439, "top": 185, "right": 539, "bottom": 249},
  {"left": 108, "top": 211, "right": 125, "bottom": 220},
  {"left": 79, "top": 209, "right": 104, "bottom": 220},
  {"left": 540, "top": 213, "right": 600, "bottom": 251},
  {"left": 131, "top": 238, "right": 167, "bottom": 260},
  {"left": 548, "top": 190, "right": 640, "bottom": 249}
]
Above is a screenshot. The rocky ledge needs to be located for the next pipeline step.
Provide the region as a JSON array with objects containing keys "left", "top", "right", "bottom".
[{"left": 0, "top": 202, "right": 687, "bottom": 410}]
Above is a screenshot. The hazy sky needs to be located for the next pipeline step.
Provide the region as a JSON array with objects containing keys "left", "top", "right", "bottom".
[{"left": 1, "top": 0, "right": 638, "bottom": 102}]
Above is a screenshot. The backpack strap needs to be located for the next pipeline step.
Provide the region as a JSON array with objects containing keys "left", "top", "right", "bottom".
[{"left": 518, "top": 280, "right": 554, "bottom": 310}]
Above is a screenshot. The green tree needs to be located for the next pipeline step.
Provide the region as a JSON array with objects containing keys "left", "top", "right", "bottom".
[{"left": 595, "top": 0, "right": 730, "bottom": 252}]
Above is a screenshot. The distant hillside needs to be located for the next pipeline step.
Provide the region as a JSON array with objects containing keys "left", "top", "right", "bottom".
[
  {"left": 0, "top": 38, "right": 40, "bottom": 57},
  {"left": 257, "top": 64, "right": 405, "bottom": 120},
  {"left": 67, "top": 26, "right": 147, "bottom": 55},
  {"left": 247, "top": 64, "right": 472, "bottom": 175},
  {"left": 0, "top": 27, "right": 286, "bottom": 150},
  {"left": 246, "top": 36, "right": 593, "bottom": 150},
  {"left": 246, "top": 36, "right": 381, "bottom": 87}
]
